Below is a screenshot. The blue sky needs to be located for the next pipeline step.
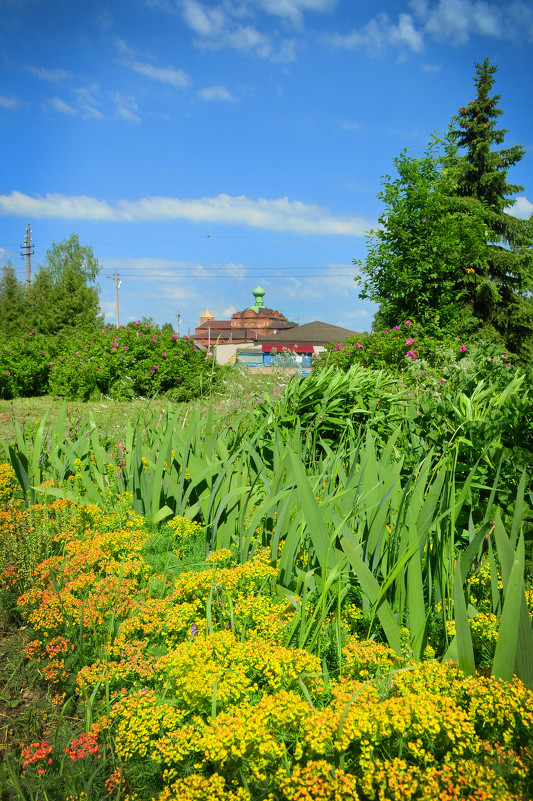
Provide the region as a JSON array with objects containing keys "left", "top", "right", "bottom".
[{"left": 1, "top": 0, "right": 532, "bottom": 335}]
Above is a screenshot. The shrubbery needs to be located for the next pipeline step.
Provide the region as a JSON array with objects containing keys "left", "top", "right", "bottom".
[
  {"left": 0, "top": 322, "right": 217, "bottom": 401},
  {"left": 313, "top": 320, "right": 514, "bottom": 385}
]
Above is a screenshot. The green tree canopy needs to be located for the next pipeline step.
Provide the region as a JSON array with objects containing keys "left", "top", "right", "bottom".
[
  {"left": 354, "top": 139, "right": 489, "bottom": 333},
  {"left": 355, "top": 59, "right": 533, "bottom": 359},
  {"left": 27, "top": 234, "right": 103, "bottom": 335},
  {"left": 0, "top": 261, "right": 27, "bottom": 337}
]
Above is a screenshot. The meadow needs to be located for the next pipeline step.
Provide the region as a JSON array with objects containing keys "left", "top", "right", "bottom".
[{"left": 0, "top": 322, "right": 532, "bottom": 800}]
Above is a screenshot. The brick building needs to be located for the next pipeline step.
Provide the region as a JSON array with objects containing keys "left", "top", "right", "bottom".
[{"left": 192, "top": 286, "right": 296, "bottom": 354}]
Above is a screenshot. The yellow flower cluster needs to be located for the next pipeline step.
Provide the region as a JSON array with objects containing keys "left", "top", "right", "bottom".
[
  {"left": 0, "top": 462, "right": 18, "bottom": 504},
  {"left": 342, "top": 636, "right": 400, "bottom": 679},
  {"left": 279, "top": 759, "right": 360, "bottom": 800},
  {"left": 156, "top": 630, "right": 322, "bottom": 716},
  {"left": 113, "top": 689, "right": 184, "bottom": 760},
  {"left": 167, "top": 515, "right": 203, "bottom": 540},
  {"left": 171, "top": 550, "right": 277, "bottom": 604},
  {"left": 156, "top": 773, "right": 249, "bottom": 801}
]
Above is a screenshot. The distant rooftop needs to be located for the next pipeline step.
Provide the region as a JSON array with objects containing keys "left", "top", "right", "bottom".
[{"left": 259, "top": 321, "right": 356, "bottom": 345}]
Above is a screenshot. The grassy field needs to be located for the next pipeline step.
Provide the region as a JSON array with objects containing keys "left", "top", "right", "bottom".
[{"left": 0, "top": 366, "right": 291, "bottom": 443}]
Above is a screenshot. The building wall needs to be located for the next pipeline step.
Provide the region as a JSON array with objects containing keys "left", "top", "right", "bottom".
[{"left": 214, "top": 343, "right": 255, "bottom": 365}]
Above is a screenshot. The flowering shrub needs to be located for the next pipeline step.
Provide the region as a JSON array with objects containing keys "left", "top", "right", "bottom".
[
  {"left": 0, "top": 323, "right": 218, "bottom": 401},
  {"left": 313, "top": 321, "right": 517, "bottom": 392}
]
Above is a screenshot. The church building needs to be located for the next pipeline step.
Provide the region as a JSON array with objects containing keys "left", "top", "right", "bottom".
[{"left": 192, "top": 287, "right": 296, "bottom": 355}]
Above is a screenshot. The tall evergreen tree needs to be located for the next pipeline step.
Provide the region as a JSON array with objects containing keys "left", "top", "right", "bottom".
[
  {"left": 448, "top": 58, "right": 533, "bottom": 357},
  {"left": 0, "top": 261, "right": 27, "bottom": 336}
]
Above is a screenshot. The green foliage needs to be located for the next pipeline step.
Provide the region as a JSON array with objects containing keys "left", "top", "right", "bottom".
[
  {"left": 0, "top": 261, "right": 26, "bottom": 338},
  {"left": 354, "top": 139, "right": 489, "bottom": 333},
  {"left": 0, "top": 323, "right": 218, "bottom": 401},
  {"left": 356, "top": 60, "right": 533, "bottom": 360},
  {"left": 27, "top": 234, "right": 103, "bottom": 335},
  {"left": 449, "top": 58, "right": 533, "bottom": 359}
]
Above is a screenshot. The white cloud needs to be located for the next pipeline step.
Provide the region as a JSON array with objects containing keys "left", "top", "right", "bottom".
[
  {"left": 0, "top": 95, "right": 19, "bottom": 109},
  {"left": 257, "top": 0, "right": 336, "bottom": 25},
  {"left": 101, "top": 257, "right": 202, "bottom": 278},
  {"left": 198, "top": 85, "right": 235, "bottom": 101},
  {"left": 181, "top": 0, "right": 226, "bottom": 35},
  {"left": 420, "top": 61, "right": 441, "bottom": 73},
  {"left": 179, "top": 0, "right": 297, "bottom": 60},
  {"left": 26, "top": 65, "right": 73, "bottom": 82},
  {"left": 0, "top": 191, "right": 371, "bottom": 235},
  {"left": 74, "top": 85, "right": 105, "bottom": 119},
  {"left": 280, "top": 262, "right": 358, "bottom": 300},
  {"left": 327, "top": 12, "right": 423, "bottom": 54},
  {"left": 340, "top": 121, "right": 361, "bottom": 131},
  {"left": 512, "top": 196, "right": 533, "bottom": 219},
  {"left": 409, "top": 0, "right": 533, "bottom": 45},
  {"left": 223, "top": 305, "right": 238, "bottom": 316},
  {"left": 128, "top": 61, "right": 190, "bottom": 87},
  {"left": 43, "top": 97, "right": 78, "bottom": 115},
  {"left": 113, "top": 93, "right": 141, "bottom": 123},
  {"left": 222, "top": 262, "right": 247, "bottom": 278}
]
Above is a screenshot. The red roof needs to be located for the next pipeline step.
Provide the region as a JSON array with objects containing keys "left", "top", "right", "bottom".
[
  {"left": 197, "top": 320, "right": 232, "bottom": 329},
  {"left": 262, "top": 344, "right": 314, "bottom": 353}
]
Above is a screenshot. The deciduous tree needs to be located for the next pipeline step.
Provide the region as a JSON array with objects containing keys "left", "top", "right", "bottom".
[
  {"left": 27, "top": 234, "right": 103, "bottom": 334},
  {"left": 354, "top": 140, "right": 488, "bottom": 333}
]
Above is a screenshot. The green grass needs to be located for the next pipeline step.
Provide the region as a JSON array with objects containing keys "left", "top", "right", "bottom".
[{"left": 0, "top": 366, "right": 292, "bottom": 443}]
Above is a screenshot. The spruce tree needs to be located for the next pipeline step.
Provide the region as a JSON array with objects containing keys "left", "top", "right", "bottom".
[
  {"left": 0, "top": 261, "right": 27, "bottom": 337},
  {"left": 449, "top": 58, "right": 533, "bottom": 358}
]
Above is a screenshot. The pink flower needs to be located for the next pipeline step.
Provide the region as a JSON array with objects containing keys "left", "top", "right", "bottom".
[
  {"left": 393, "top": 326, "right": 399, "bottom": 331},
  {"left": 384, "top": 329, "right": 388, "bottom": 334},
  {"left": 406, "top": 350, "right": 417, "bottom": 359},
  {"left": 124, "top": 346, "right": 128, "bottom": 351},
  {"left": 148, "top": 370, "right": 153, "bottom": 375},
  {"left": 405, "top": 320, "right": 412, "bottom": 325},
  {"left": 152, "top": 337, "right": 156, "bottom": 342},
  {"left": 460, "top": 345, "right": 467, "bottom": 352},
  {"left": 335, "top": 343, "right": 342, "bottom": 350},
  {"left": 163, "top": 352, "right": 167, "bottom": 357},
  {"left": 372, "top": 350, "right": 376, "bottom": 353},
  {"left": 6, "top": 371, "right": 10, "bottom": 376},
  {"left": 406, "top": 338, "right": 414, "bottom": 345},
  {"left": 354, "top": 343, "right": 364, "bottom": 348},
  {"left": 503, "top": 354, "right": 507, "bottom": 359},
  {"left": 172, "top": 333, "right": 178, "bottom": 340},
  {"left": 439, "top": 379, "right": 445, "bottom": 385}
]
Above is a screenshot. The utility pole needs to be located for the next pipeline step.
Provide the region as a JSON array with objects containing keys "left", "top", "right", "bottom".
[
  {"left": 107, "top": 271, "right": 121, "bottom": 329},
  {"left": 176, "top": 309, "right": 181, "bottom": 337},
  {"left": 20, "top": 223, "right": 34, "bottom": 286}
]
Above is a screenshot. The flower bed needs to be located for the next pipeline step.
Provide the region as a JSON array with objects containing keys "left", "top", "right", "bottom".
[{"left": 1, "top": 472, "right": 531, "bottom": 800}]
